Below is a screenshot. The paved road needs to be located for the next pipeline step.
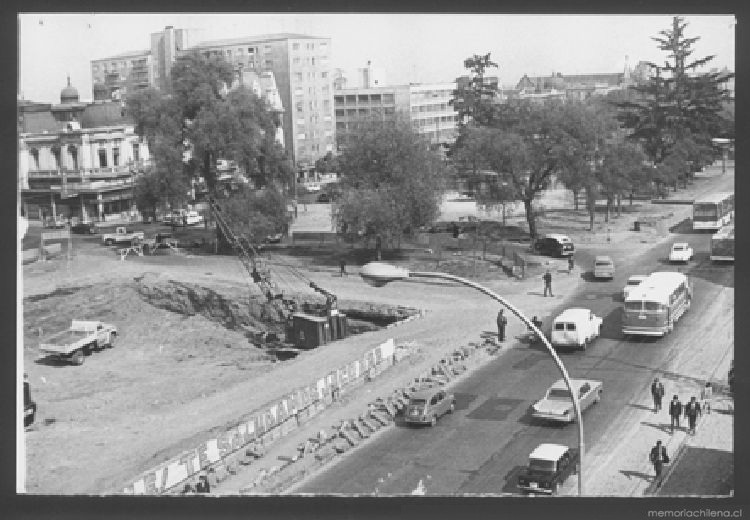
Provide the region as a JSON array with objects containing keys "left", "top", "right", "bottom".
[{"left": 296, "top": 223, "right": 733, "bottom": 495}]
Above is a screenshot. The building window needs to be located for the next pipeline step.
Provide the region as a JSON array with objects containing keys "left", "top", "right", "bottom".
[
  {"left": 264, "top": 45, "right": 271, "bottom": 52},
  {"left": 293, "top": 57, "right": 300, "bottom": 65},
  {"left": 98, "top": 148, "right": 108, "bottom": 168},
  {"left": 336, "top": 122, "right": 346, "bottom": 130},
  {"left": 346, "top": 109, "right": 356, "bottom": 117},
  {"left": 297, "top": 133, "right": 306, "bottom": 140},
  {"left": 334, "top": 96, "right": 344, "bottom": 105},
  {"left": 311, "top": 57, "right": 316, "bottom": 65},
  {"left": 323, "top": 100, "right": 331, "bottom": 110},
  {"left": 296, "top": 102, "right": 303, "bottom": 113},
  {"left": 264, "top": 60, "right": 273, "bottom": 68},
  {"left": 68, "top": 145, "right": 78, "bottom": 170},
  {"left": 132, "top": 143, "right": 140, "bottom": 162},
  {"left": 335, "top": 109, "right": 345, "bottom": 117},
  {"left": 293, "top": 43, "right": 299, "bottom": 50},
  {"left": 321, "top": 71, "right": 328, "bottom": 79},
  {"left": 113, "top": 147, "right": 120, "bottom": 166},
  {"left": 237, "top": 48, "right": 243, "bottom": 54},
  {"left": 248, "top": 47, "right": 255, "bottom": 54},
  {"left": 345, "top": 95, "right": 356, "bottom": 103},
  {"left": 226, "top": 50, "right": 232, "bottom": 57},
  {"left": 383, "top": 93, "right": 394, "bottom": 103},
  {"left": 295, "top": 72, "right": 303, "bottom": 82},
  {"left": 384, "top": 107, "right": 395, "bottom": 115},
  {"left": 30, "top": 148, "right": 39, "bottom": 170}
]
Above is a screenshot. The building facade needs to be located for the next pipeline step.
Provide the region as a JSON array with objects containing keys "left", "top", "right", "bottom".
[
  {"left": 19, "top": 80, "right": 150, "bottom": 222},
  {"left": 90, "top": 49, "right": 152, "bottom": 100},
  {"left": 334, "top": 82, "right": 458, "bottom": 151},
  {"left": 187, "top": 33, "right": 335, "bottom": 172}
]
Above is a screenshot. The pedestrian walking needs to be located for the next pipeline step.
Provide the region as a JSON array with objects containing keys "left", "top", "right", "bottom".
[
  {"left": 668, "top": 395, "right": 682, "bottom": 434},
  {"left": 24, "top": 373, "right": 36, "bottom": 428},
  {"left": 701, "top": 382, "right": 713, "bottom": 414},
  {"left": 684, "top": 396, "right": 702, "bottom": 435},
  {"left": 542, "top": 270, "right": 554, "bottom": 297},
  {"left": 496, "top": 309, "right": 508, "bottom": 341},
  {"left": 339, "top": 258, "right": 347, "bottom": 277},
  {"left": 651, "top": 377, "right": 665, "bottom": 413},
  {"left": 649, "top": 440, "right": 669, "bottom": 483},
  {"left": 567, "top": 255, "right": 575, "bottom": 275},
  {"left": 195, "top": 474, "right": 210, "bottom": 493}
]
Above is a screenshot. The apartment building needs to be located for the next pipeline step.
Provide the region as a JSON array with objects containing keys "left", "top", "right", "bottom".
[
  {"left": 90, "top": 49, "right": 152, "bottom": 100},
  {"left": 19, "top": 79, "right": 150, "bottom": 222},
  {"left": 188, "top": 33, "right": 335, "bottom": 171},
  {"left": 334, "top": 82, "right": 458, "bottom": 151}
]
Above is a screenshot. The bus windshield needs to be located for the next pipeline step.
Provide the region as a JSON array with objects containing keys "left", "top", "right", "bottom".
[
  {"left": 624, "top": 301, "right": 642, "bottom": 311},
  {"left": 694, "top": 204, "right": 718, "bottom": 218}
]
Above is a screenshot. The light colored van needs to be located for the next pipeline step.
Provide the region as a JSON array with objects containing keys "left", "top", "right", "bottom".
[
  {"left": 550, "top": 308, "right": 602, "bottom": 350},
  {"left": 593, "top": 256, "right": 615, "bottom": 280}
]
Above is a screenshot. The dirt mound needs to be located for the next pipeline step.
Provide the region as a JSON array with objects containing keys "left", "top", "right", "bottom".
[{"left": 135, "top": 274, "right": 288, "bottom": 334}]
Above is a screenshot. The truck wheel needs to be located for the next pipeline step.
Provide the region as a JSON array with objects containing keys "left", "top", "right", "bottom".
[
  {"left": 105, "top": 239, "right": 114, "bottom": 246},
  {"left": 430, "top": 415, "right": 437, "bottom": 427},
  {"left": 553, "top": 482, "right": 560, "bottom": 494},
  {"left": 581, "top": 339, "right": 588, "bottom": 351},
  {"left": 71, "top": 349, "right": 85, "bottom": 365},
  {"left": 594, "top": 390, "right": 602, "bottom": 404},
  {"left": 108, "top": 333, "right": 116, "bottom": 348}
]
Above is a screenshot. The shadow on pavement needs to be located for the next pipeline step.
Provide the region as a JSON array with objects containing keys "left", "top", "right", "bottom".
[
  {"left": 619, "top": 469, "right": 654, "bottom": 483},
  {"left": 640, "top": 421, "right": 674, "bottom": 435},
  {"left": 627, "top": 403, "right": 654, "bottom": 412}
]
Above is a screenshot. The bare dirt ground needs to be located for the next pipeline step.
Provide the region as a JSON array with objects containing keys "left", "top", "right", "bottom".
[{"left": 20, "top": 164, "right": 731, "bottom": 494}]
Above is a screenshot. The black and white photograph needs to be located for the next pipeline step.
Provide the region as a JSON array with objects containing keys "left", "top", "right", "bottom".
[{"left": 17, "top": 12, "right": 735, "bottom": 504}]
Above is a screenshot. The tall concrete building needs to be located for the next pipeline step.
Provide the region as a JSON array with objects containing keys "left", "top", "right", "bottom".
[
  {"left": 92, "top": 29, "right": 333, "bottom": 171},
  {"left": 334, "top": 82, "right": 457, "bottom": 151},
  {"left": 188, "top": 33, "right": 334, "bottom": 171}
]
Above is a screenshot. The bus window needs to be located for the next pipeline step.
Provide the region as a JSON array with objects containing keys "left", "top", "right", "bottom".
[
  {"left": 625, "top": 301, "right": 642, "bottom": 311},
  {"left": 554, "top": 323, "right": 565, "bottom": 331},
  {"left": 565, "top": 323, "right": 576, "bottom": 331},
  {"left": 644, "top": 301, "right": 662, "bottom": 311}
]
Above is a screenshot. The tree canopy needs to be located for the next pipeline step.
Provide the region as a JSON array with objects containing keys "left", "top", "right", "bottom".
[{"left": 333, "top": 115, "right": 448, "bottom": 251}]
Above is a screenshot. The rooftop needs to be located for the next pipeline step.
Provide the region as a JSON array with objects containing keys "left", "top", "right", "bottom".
[
  {"left": 191, "top": 33, "right": 324, "bottom": 49},
  {"left": 93, "top": 49, "right": 150, "bottom": 61}
]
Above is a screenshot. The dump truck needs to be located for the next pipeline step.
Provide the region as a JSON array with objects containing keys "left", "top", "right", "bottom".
[
  {"left": 102, "top": 227, "right": 145, "bottom": 246},
  {"left": 39, "top": 320, "right": 117, "bottom": 365}
]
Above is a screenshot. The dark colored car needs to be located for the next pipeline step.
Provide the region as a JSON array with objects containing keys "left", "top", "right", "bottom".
[
  {"left": 534, "top": 234, "right": 575, "bottom": 258},
  {"left": 317, "top": 193, "right": 331, "bottom": 203},
  {"left": 404, "top": 388, "right": 455, "bottom": 426},
  {"left": 517, "top": 443, "right": 579, "bottom": 495},
  {"left": 71, "top": 222, "right": 97, "bottom": 235}
]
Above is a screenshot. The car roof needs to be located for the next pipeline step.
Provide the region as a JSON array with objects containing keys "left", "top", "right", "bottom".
[
  {"left": 549, "top": 378, "right": 598, "bottom": 392},
  {"left": 594, "top": 255, "right": 613, "bottom": 262},
  {"left": 530, "top": 443, "right": 569, "bottom": 461},
  {"left": 410, "top": 388, "right": 443, "bottom": 400},
  {"left": 544, "top": 234, "right": 571, "bottom": 242},
  {"left": 628, "top": 275, "right": 648, "bottom": 281},
  {"left": 554, "top": 308, "right": 592, "bottom": 321}
]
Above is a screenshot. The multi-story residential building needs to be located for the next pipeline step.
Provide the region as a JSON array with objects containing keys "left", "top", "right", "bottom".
[
  {"left": 18, "top": 79, "right": 150, "bottom": 222},
  {"left": 334, "top": 82, "right": 458, "bottom": 151},
  {"left": 513, "top": 71, "right": 625, "bottom": 102},
  {"left": 188, "top": 33, "right": 334, "bottom": 172},
  {"left": 90, "top": 49, "right": 152, "bottom": 100}
]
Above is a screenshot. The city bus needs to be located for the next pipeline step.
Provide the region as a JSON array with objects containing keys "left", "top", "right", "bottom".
[
  {"left": 693, "top": 192, "right": 735, "bottom": 231},
  {"left": 710, "top": 225, "right": 734, "bottom": 262},
  {"left": 622, "top": 272, "right": 692, "bottom": 337}
]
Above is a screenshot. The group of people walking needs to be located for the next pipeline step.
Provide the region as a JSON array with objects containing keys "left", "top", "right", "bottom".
[{"left": 649, "top": 377, "right": 714, "bottom": 483}]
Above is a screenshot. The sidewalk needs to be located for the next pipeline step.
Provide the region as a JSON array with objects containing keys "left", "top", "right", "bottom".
[{"left": 560, "top": 286, "right": 733, "bottom": 497}]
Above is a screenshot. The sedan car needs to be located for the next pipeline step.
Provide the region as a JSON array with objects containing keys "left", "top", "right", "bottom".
[
  {"left": 531, "top": 378, "right": 603, "bottom": 424},
  {"left": 404, "top": 388, "right": 455, "bottom": 426},
  {"left": 593, "top": 255, "right": 615, "bottom": 279},
  {"left": 517, "top": 443, "right": 579, "bottom": 495},
  {"left": 622, "top": 275, "right": 648, "bottom": 300},
  {"left": 71, "top": 222, "right": 97, "bottom": 235},
  {"left": 669, "top": 242, "right": 693, "bottom": 263}
]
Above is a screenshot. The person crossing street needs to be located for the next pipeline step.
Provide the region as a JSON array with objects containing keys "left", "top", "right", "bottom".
[
  {"left": 567, "top": 255, "right": 575, "bottom": 275},
  {"left": 684, "top": 396, "right": 702, "bottom": 435},
  {"left": 651, "top": 377, "right": 665, "bottom": 413},
  {"left": 649, "top": 440, "right": 669, "bottom": 484},
  {"left": 668, "top": 395, "right": 683, "bottom": 434},
  {"left": 542, "top": 270, "right": 554, "bottom": 297}
]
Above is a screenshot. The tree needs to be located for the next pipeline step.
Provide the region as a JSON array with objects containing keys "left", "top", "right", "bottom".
[
  {"left": 616, "top": 16, "right": 733, "bottom": 177},
  {"left": 217, "top": 187, "right": 289, "bottom": 248},
  {"left": 127, "top": 51, "right": 293, "bottom": 198},
  {"left": 334, "top": 115, "right": 447, "bottom": 253},
  {"left": 600, "top": 142, "right": 647, "bottom": 218},
  {"left": 450, "top": 53, "right": 500, "bottom": 129},
  {"left": 315, "top": 151, "right": 340, "bottom": 175}
]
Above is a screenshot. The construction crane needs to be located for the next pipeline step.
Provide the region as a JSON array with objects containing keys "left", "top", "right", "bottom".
[{"left": 209, "top": 198, "right": 337, "bottom": 316}]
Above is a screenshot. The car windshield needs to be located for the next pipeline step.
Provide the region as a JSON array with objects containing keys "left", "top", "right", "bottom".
[
  {"left": 627, "top": 279, "right": 643, "bottom": 286},
  {"left": 595, "top": 261, "right": 612, "bottom": 266},
  {"left": 548, "top": 389, "right": 572, "bottom": 400},
  {"left": 644, "top": 301, "right": 663, "bottom": 311},
  {"left": 625, "top": 301, "right": 642, "bottom": 311},
  {"left": 409, "top": 399, "right": 427, "bottom": 406},
  {"left": 529, "top": 458, "right": 556, "bottom": 472},
  {"left": 673, "top": 245, "right": 685, "bottom": 251}
]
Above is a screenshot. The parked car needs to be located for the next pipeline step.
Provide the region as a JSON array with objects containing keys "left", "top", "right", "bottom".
[
  {"left": 531, "top": 378, "right": 603, "bottom": 423},
  {"left": 669, "top": 242, "right": 694, "bottom": 263},
  {"left": 102, "top": 227, "right": 145, "bottom": 246},
  {"left": 534, "top": 234, "right": 575, "bottom": 257},
  {"left": 266, "top": 233, "right": 283, "bottom": 244},
  {"left": 71, "top": 221, "right": 97, "bottom": 235},
  {"left": 517, "top": 443, "right": 579, "bottom": 495},
  {"left": 404, "top": 387, "right": 455, "bottom": 426},
  {"left": 593, "top": 255, "right": 616, "bottom": 280},
  {"left": 184, "top": 210, "right": 204, "bottom": 226},
  {"left": 622, "top": 275, "right": 648, "bottom": 300},
  {"left": 550, "top": 308, "right": 602, "bottom": 350},
  {"left": 44, "top": 215, "right": 68, "bottom": 229},
  {"left": 317, "top": 192, "right": 331, "bottom": 203}
]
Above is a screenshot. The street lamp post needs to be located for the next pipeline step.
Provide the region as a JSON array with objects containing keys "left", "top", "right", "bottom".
[{"left": 359, "top": 262, "right": 586, "bottom": 496}]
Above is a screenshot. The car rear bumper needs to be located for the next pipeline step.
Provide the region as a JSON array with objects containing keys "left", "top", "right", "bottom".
[
  {"left": 532, "top": 411, "right": 573, "bottom": 423},
  {"left": 405, "top": 416, "right": 431, "bottom": 424},
  {"left": 518, "top": 484, "right": 553, "bottom": 494},
  {"left": 622, "top": 326, "right": 667, "bottom": 337}
]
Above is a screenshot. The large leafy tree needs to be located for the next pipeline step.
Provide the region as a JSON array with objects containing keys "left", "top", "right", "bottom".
[
  {"left": 616, "top": 16, "right": 733, "bottom": 177},
  {"left": 334, "top": 115, "right": 447, "bottom": 254},
  {"left": 450, "top": 53, "right": 500, "bottom": 129}
]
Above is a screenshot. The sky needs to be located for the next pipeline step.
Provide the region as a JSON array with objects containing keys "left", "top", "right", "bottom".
[{"left": 18, "top": 13, "right": 736, "bottom": 104}]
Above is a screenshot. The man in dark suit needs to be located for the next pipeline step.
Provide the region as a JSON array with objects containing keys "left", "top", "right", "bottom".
[
  {"left": 496, "top": 309, "right": 508, "bottom": 341},
  {"left": 684, "top": 396, "right": 702, "bottom": 435},
  {"left": 649, "top": 440, "right": 669, "bottom": 482},
  {"left": 669, "top": 395, "right": 682, "bottom": 434},
  {"left": 24, "top": 373, "right": 36, "bottom": 428},
  {"left": 651, "top": 377, "right": 665, "bottom": 413}
]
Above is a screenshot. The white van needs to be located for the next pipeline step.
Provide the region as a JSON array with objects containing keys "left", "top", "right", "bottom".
[{"left": 550, "top": 308, "right": 602, "bottom": 350}]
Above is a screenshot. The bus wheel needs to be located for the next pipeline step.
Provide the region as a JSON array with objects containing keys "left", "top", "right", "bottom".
[{"left": 71, "top": 349, "right": 85, "bottom": 365}]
